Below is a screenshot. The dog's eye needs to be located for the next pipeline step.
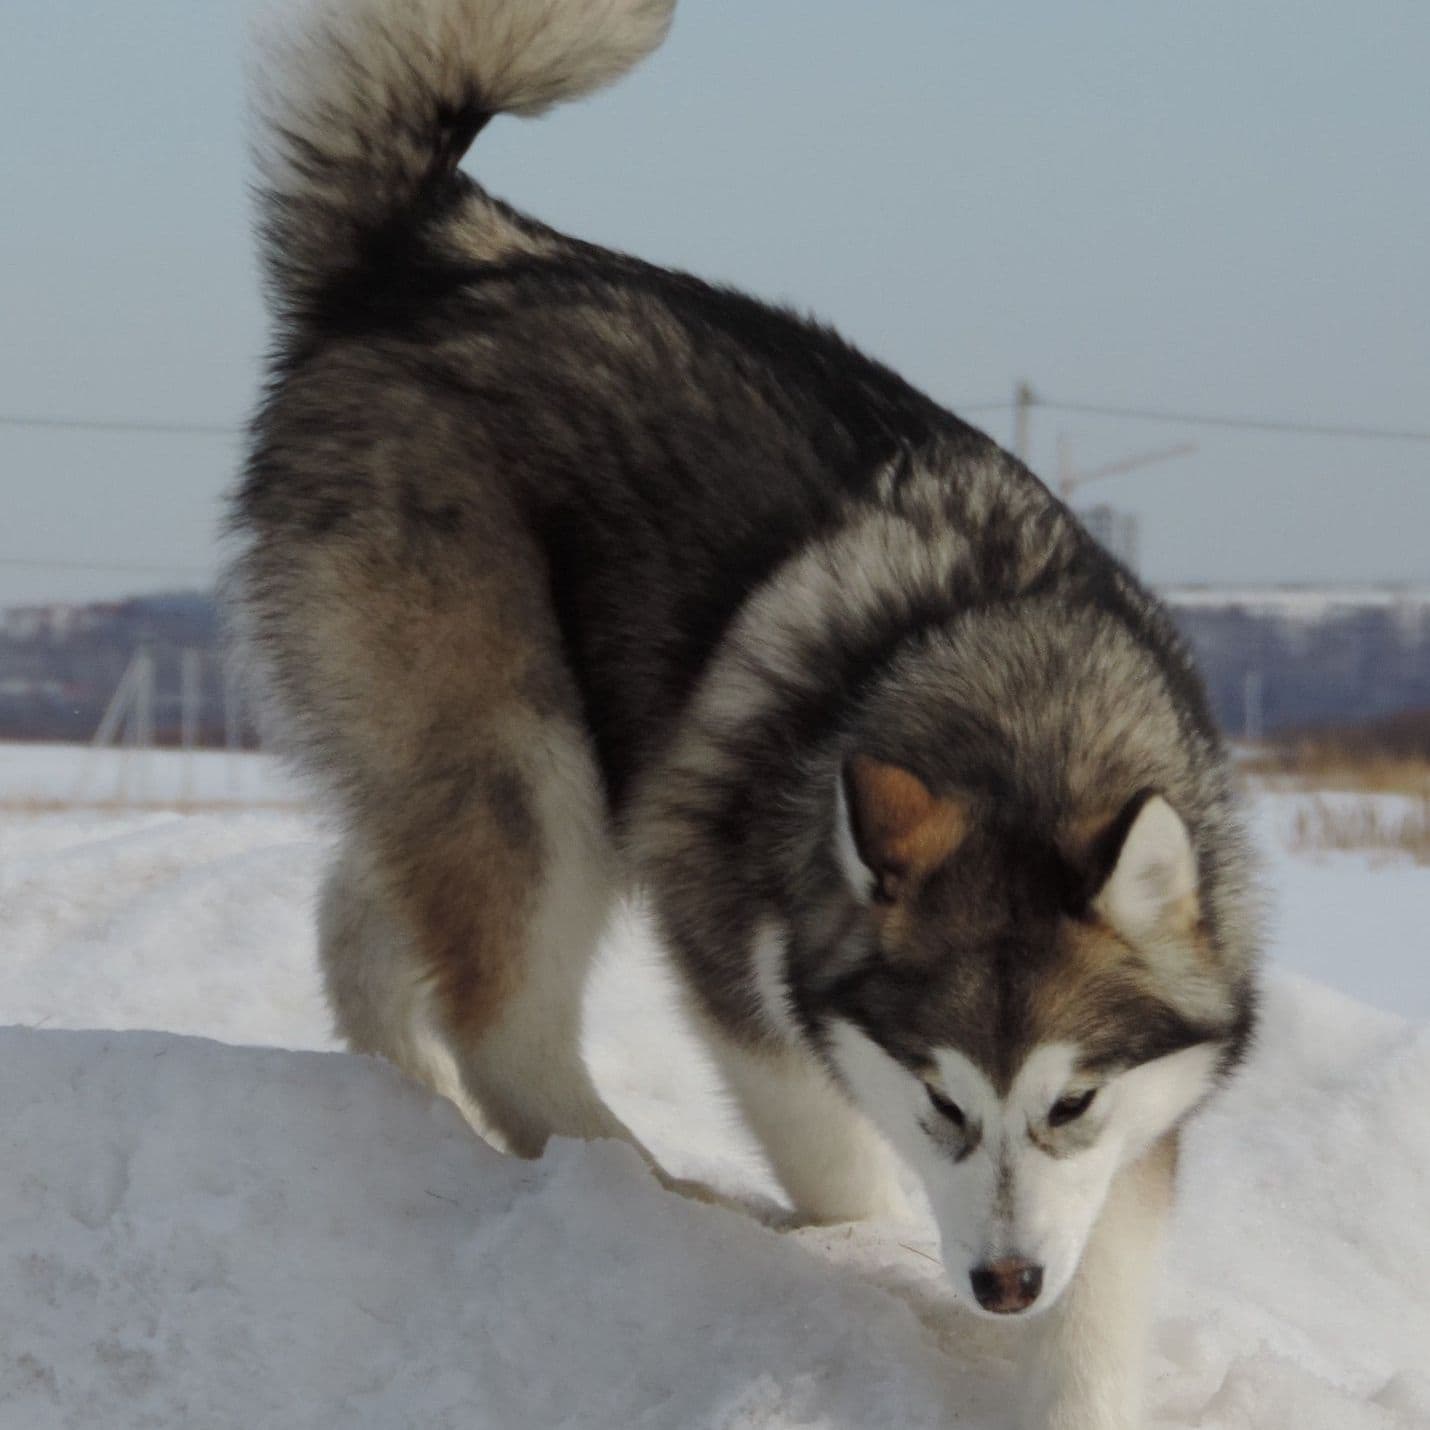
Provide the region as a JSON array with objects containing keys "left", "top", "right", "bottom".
[
  {"left": 926, "top": 1085, "right": 965, "bottom": 1127},
  {"left": 1049, "top": 1089, "right": 1096, "bottom": 1127}
]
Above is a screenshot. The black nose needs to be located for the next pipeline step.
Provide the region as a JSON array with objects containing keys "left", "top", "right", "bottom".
[{"left": 970, "top": 1259, "right": 1044, "bottom": 1314}]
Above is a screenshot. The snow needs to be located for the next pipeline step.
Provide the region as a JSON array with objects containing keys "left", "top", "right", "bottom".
[
  {"left": 1, "top": 807, "right": 327, "bottom": 1049},
  {"left": 4, "top": 1030, "right": 972, "bottom": 1430},
  {"left": 0, "top": 741, "right": 297, "bottom": 808},
  {"left": 1251, "top": 793, "right": 1430, "bottom": 1019},
  {"left": 1161, "top": 583, "right": 1430, "bottom": 624},
  {"left": 2, "top": 750, "right": 1429, "bottom": 1428}
]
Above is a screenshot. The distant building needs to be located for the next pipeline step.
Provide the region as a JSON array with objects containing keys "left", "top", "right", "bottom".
[
  {"left": 1163, "top": 584, "right": 1430, "bottom": 737},
  {"left": 1079, "top": 504, "right": 1140, "bottom": 572},
  {"left": 0, "top": 591, "right": 230, "bottom": 744},
  {"left": 2, "top": 602, "right": 120, "bottom": 642},
  {"left": 3, "top": 604, "right": 67, "bottom": 641},
  {"left": 0, "top": 676, "right": 67, "bottom": 698}
]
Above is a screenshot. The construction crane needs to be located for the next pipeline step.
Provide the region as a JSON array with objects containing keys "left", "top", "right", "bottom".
[{"left": 1055, "top": 435, "right": 1197, "bottom": 502}]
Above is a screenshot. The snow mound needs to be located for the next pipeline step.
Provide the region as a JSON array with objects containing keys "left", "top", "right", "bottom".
[
  {"left": 4, "top": 981, "right": 1429, "bottom": 1429},
  {"left": 2, "top": 800, "right": 1429, "bottom": 1427},
  {"left": 2, "top": 1029, "right": 970, "bottom": 1430},
  {"left": 1157, "top": 978, "right": 1430, "bottom": 1429}
]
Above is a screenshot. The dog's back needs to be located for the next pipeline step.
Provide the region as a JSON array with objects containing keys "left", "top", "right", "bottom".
[
  {"left": 237, "top": 0, "right": 1019, "bottom": 810},
  {"left": 233, "top": 0, "right": 1011, "bottom": 1156}
]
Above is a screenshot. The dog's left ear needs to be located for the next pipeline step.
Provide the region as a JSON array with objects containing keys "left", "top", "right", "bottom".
[
  {"left": 836, "top": 755, "right": 968, "bottom": 904},
  {"left": 1091, "top": 794, "right": 1199, "bottom": 938}
]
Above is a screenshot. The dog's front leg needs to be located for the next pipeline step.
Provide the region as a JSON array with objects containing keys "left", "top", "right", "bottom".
[{"left": 1020, "top": 1134, "right": 1178, "bottom": 1430}]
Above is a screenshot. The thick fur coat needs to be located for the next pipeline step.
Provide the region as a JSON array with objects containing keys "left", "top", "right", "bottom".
[{"left": 230, "top": 4, "right": 1258, "bottom": 1425}]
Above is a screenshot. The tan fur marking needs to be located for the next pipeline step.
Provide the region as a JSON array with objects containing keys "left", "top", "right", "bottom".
[
  {"left": 394, "top": 819, "right": 539, "bottom": 1040},
  {"left": 268, "top": 511, "right": 581, "bottom": 1043},
  {"left": 1031, "top": 912, "right": 1229, "bottom": 1055},
  {"left": 846, "top": 755, "right": 968, "bottom": 897},
  {"left": 1062, "top": 806, "right": 1125, "bottom": 867},
  {"left": 1029, "top": 917, "right": 1144, "bottom": 1046}
]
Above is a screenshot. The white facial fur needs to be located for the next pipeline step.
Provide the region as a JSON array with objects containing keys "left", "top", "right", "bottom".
[{"left": 827, "top": 1021, "right": 1217, "bottom": 1316}]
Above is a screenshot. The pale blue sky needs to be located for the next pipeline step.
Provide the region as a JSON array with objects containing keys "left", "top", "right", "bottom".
[{"left": 1, "top": 1, "right": 1426, "bottom": 607}]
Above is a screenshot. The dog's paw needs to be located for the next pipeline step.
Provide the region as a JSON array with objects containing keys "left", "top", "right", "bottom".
[{"left": 650, "top": 1167, "right": 788, "bottom": 1223}]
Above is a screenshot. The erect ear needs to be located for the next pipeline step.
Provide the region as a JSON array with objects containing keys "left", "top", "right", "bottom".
[
  {"left": 1093, "top": 794, "right": 1199, "bottom": 938},
  {"left": 837, "top": 755, "right": 969, "bottom": 903}
]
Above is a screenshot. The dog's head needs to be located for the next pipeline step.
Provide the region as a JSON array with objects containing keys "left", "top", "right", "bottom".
[{"left": 812, "top": 754, "right": 1243, "bottom": 1317}]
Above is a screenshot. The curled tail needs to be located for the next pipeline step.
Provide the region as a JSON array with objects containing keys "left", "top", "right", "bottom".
[{"left": 250, "top": 0, "right": 675, "bottom": 316}]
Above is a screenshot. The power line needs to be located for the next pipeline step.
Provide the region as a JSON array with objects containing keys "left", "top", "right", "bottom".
[
  {"left": 1031, "top": 397, "right": 1430, "bottom": 443},
  {"left": 0, "top": 413, "right": 241, "bottom": 438},
  {"left": 1, "top": 396, "right": 1428, "bottom": 441},
  {"left": 0, "top": 556, "right": 213, "bottom": 577},
  {"left": 0, "top": 405, "right": 1022, "bottom": 433}
]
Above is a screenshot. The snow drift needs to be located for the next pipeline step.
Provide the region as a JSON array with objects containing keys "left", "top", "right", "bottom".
[{"left": 2, "top": 796, "right": 1428, "bottom": 1428}]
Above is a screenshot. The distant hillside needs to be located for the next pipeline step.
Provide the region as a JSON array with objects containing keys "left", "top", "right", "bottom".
[{"left": 2, "top": 585, "right": 1428, "bottom": 746}]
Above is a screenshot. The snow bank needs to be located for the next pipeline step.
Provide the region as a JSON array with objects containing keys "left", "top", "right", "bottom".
[
  {"left": 1251, "top": 794, "right": 1430, "bottom": 1018},
  {"left": 1157, "top": 977, "right": 1430, "bottom": 1429},
  {"left": 1, "top": 809, "right": 329, "bottom": 1049},
  {"left": 2, "top": 801, "right": 1429, "bottom": 1428},
  {"left": 4, "top": 986, "right": 1428, "bottom": 1430},
  {"left": 1, "top": 1029, "right": 973, "bottom": 1430}
]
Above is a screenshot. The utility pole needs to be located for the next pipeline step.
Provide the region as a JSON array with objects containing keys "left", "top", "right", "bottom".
[
  {"left": 223, "top": 656, "right": 244, "bottom": 798},
  {"left": 90, "top": 650, "right": 145, "bottom": 749},
  {"left": 80, "top": 645, "right": 157, "bottom": 804},
  {"left": 75, "top": 649, "right": 142, "bottom": 803},
  {"left": 1012, "top": 380, "right": 1036, "bottom": 464},
  {"left": 1243, "top": 670, "right": 1264, "bottom": 745},
  {"left": 122, "top": 644, "right": 156, "bottom": 803},
  {"left": 180, "top": 648, "right": 202, "bottom": 803}
]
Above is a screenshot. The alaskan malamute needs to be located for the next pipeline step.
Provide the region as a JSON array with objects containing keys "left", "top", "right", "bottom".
[{"left": 231, "top": 2, "right": 1258, "bottom": 1424}]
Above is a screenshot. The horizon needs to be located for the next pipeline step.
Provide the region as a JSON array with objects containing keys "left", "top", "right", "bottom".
[{"left": 9, "top": 575, "right": 1430, "bottom": 617}]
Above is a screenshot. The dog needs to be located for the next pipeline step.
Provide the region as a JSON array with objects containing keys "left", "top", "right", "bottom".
[{"left": 230, "top": 2, "right": 1259, "bottom": 1424}]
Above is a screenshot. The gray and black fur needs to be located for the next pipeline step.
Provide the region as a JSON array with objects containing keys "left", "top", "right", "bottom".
[{"left": 231, "top": 0, "right": 1258, "bottom": 1171}]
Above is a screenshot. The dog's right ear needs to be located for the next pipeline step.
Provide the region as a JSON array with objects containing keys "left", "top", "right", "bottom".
[{"left": 836, "top": 755, "right": 968, "bottom": 904}]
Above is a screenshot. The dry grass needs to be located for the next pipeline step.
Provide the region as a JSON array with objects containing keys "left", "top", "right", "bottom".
[
  {"left": 1285, "top": 792, "right": 1430, "bottom": 865},
  {"left": 0, "top": 797, "right": 304, "bottom": 815},
  {"left": 1245, "top": 734, "right": 1430, "bottom": 865},
  {"left": 1243, "top": 709, "right": 1430, "bottom": 788},
  {"left": 1245, "top": 747, "right": 1430, "bottom": 797}
]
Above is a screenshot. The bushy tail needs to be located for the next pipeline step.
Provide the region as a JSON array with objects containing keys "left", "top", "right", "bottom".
[{"left": 250, "top": 0, "right": 675, "bottom": 315}]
